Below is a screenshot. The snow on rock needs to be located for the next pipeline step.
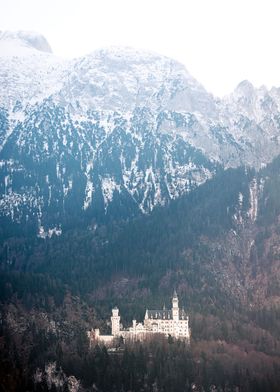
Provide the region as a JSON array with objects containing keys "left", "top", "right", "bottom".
[
  {"left": 38, "top": 226, "right": 62, "bottom": 239},
  {"left": 0, "top": 31, "right": 66, "bottom": 109},
  {"left": 59, "top": 46, "right": 217, "bottom": 117},
  {"left": 84, "top": 179, "right": 94, "bottom": 210},
  {"left": 101, "top": 177, "right": 121, "bottom": 211},
  {"left": 83, "top": 160, "right": 94, "bottom": 210},
  {"left": 0, "top": 31, "right": 53, "bottom": 53},
  {"left": 233, "top": 192, "right": 245, "bottom": 225},
  {"left": 238, "top": 192, "right": 244, "bottom": 207},
  {"left": 248, "top": 178, "right": 258, "bottom": 221},
  {"left": 2, "top": 32, "right": 280, "bottom": 232}
]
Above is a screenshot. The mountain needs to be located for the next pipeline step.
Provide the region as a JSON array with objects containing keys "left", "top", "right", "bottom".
[
  {"left": 14, "top": 157, "right": 278, "bottom": 314},
  {"left": 1, "top": 30, "right": 280, "bottom": 392},
  {"left": 2, "top": 32, "right": 280, "bottom": 242},
  {"left": 1, "top": 156, "right": 280, "bottom": 392}
]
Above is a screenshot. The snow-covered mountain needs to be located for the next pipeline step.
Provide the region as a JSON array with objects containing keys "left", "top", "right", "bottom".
[
  {"left": 0, "top": 31, "right": 66, "bottom": 110},
  {"left": 1, "top": 31, "right": 280, "bottom": 237}
]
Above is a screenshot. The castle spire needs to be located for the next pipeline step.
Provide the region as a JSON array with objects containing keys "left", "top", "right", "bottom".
[
  {"left": 172, "top": 290, "right": 179, "bottom": 321},
  {"left": 111, "top": 307, "right": 120, "bottom": 336}
]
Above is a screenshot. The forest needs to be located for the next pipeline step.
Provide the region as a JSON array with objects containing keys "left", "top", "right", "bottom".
[{"left": 1, "top": 161, "right": 280, "bottom": 391}]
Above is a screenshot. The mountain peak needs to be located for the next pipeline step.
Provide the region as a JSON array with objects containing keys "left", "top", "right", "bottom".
[
  {"left": 0, "top": 30, "right": 52, "bottom": 54},
  {"left": 84, "top": 45, "right": 190, "bottom": 77},
  {"left": 91, "top": 45, "right": 180, "bottom": 64},
  {"left": 234, "top": 80, "right": 255, "bottom": 96}
]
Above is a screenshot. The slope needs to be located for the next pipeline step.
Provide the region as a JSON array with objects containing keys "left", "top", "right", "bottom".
[
  {"left": 1, "top": 158, "right": 280, "bottom": 391},
  {"left": 2, "top": 32, "right": 280, "bottom": 238}
]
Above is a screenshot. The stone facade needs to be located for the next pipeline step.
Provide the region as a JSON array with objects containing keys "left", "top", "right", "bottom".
[{"left": 88, "top": 291, "right": 191, "bottom": 346}]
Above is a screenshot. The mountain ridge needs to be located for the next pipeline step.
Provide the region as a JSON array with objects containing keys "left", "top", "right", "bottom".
[
  {"left": 1, "top": 31, "right": 280, "bottom": 238},
  {"left": 0, "top": 30, "right": 53, "bottom": 54}
]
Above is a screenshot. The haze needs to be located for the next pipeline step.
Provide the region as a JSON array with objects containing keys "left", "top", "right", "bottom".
[{"left": 1, "top": 0, "right": 280, "bottom": 96}]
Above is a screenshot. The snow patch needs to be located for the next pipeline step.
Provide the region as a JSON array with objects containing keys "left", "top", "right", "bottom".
[
  {"left": 83, "top": 179, "right": 94, "bottom": 210},
  {"left": 238, "top": 192, "right": 243, "bottom": 207},
  {"left": 38, "top": 225, "right": 62, "bottom": 239},
  {"left": 248, "top": 178, "right": 258, "bottom": 221},
  {"left": 101, "top": 177, "right": 120, "bottom": 211}
]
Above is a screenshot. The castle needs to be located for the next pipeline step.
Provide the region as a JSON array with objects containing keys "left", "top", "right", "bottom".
[{"left": 88, "top": 291, "right": 190, "bottom": 345}]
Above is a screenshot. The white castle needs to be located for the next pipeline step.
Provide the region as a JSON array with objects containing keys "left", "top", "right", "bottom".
[{"left": 88, "top": 291, "right": 190, "bottom": 345}]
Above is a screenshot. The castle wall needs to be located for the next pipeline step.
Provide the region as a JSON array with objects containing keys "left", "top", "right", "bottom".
[{"left": 144, "top": 318, "right": 190, "bottom": 339}]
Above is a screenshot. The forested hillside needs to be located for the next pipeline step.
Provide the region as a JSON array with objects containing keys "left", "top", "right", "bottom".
[{"left": 1, "top": 157, "right": 280, "bottom": 390}]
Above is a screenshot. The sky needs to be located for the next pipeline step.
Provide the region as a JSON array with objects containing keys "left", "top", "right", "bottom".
[{"left": 1, "top": 0, "right": 280, "bottom": 96}]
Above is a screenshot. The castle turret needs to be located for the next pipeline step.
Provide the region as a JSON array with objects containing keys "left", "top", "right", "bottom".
[
  {"left": 172, "top": 290, "right": 179, "bottom": 322},
  {"left": 132, "top": 319, "right": 137, "bottom": 334},
  {"left": 111, "top": 307, "right": 120, "bottom": 336}
]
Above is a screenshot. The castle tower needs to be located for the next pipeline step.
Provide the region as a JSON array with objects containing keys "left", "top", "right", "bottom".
[
  {"left": 172, "top": 290, "right": 179, "bottom": 322},
  {"left": 111, "top": 307, "right": 120, "bottom": 336}
]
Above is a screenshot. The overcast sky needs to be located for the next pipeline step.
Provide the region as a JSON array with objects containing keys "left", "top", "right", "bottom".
[{"left": 1, "top": 0, "right": 280, "bottom": 96}]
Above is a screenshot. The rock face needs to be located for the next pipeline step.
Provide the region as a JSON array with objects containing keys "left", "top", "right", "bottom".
[
  {"left": 1, "top": 31, "right": 280, "bottom": 237},
  {"left": 0, "top": 31, "right": 53, "bottom": 53}
]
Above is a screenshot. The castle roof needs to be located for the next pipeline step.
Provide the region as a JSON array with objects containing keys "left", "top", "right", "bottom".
[{"left": 146, "top": 309, "right": 187, "bottom": 320}]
